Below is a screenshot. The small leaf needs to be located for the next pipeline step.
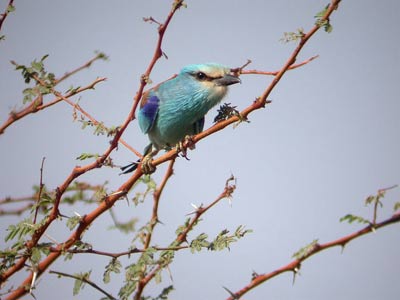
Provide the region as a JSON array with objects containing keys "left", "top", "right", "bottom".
[
  {"left": 7, "top": 4, "right": 16, "bottom": 13},
  {"left": 103, "top": 258, "right": 121, "bottom": 284},
  {"left": 76, "top": 152, "right": 99, "bottom": 161},
  {"left": 66, "top": 215, "right": 81, "bottom": 230},
  {"left": 292, "top": 239, "right": 319, "bottom": 260},
  {"left": 30, "top": 247, "right": 42, "bottom": 264},
  {"left": 339, "top": 214, "right": 370, "bottom": 225},
  {"left": 73, "top": 271, "right": 91, "bottom": 296}
]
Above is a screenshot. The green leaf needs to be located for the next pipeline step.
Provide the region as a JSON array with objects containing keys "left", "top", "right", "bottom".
[
  {"left": 340, "top": 214, "right": 370, "bottom": 225},
  {"left": 66, "top": 215, "right": 81, "bottom": 230},
  {"left": 103, "top": 258, "right": 121, "bottom": 284},
  {"left": 5, "top": 218, "right": 35, "bottom": 242},
  {"left": 7, "top": 4, "right": 16, "bottom": 13},
  {"left": 280, "top": 28, "right": 305, "bottom": 43},
  {"left": 292, "top": 239, "right": 319, "bottom": 260},
  {"left": 30, "top": 247, "right": 42, "bottom": 264},
  {"left": 175, "top": 218, "right": 191, "bottom": 236},
  {"left": 314, "top": 4, "right": 333, "bottom": 32},
  {"left": 76, "top": 152, "right": 100, "bottom": 161},
  {"left": 73, "top": 271, "right": 91, "bottom": 296},
  {"left": 190, "top": 233, "right": 210, "bottom": 253},
  {"left": 108, "top": 217, "right": 138, "bottom": 234}
]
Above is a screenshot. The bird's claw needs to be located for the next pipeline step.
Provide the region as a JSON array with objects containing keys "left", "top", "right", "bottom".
[
  {"left": 176, "top": 135, "right": 196, "bottom": 160},
  {"left": 141, "top": 155, "right": 156, "bottom": 174}
]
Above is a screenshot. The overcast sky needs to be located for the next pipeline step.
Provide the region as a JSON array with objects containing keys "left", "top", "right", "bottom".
[{"left": 1, "top": 1, "right": 399, "bottom": 299}]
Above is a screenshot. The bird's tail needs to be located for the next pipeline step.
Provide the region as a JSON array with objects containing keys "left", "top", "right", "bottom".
[
  {"left": 120, "top": 160, "right": 139, "bottom": 174},
  {"left": 119, "top": 143, "right": 153, "bottom": 174}
]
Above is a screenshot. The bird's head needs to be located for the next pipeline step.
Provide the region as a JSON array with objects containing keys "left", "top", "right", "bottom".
[{"left": 179, "top": 63, "right": 241, "bottom": 101}]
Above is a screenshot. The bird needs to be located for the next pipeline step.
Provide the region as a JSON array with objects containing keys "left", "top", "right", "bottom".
[{"left": 121, "top": 63, "right": 241, "bottom": 174}]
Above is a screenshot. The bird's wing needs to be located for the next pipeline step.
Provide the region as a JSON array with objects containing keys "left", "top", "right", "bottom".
[{"left": 138, "top": 92, "right": 160, "bottom": 134}]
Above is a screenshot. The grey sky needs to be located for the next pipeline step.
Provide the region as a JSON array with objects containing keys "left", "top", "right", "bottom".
[{"left": 1, "top": 1, "right": 399, "bottom": 299}]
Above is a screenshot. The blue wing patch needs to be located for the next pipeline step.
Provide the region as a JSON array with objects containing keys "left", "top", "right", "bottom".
[{"left": 139, "top": 94, "right": 160, "bottom": 134}]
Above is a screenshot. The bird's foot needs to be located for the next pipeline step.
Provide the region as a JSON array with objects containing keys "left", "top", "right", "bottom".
[
  {"left": 176, "top": 135, "right": 196, "bottom": 160},
  {"left": 141, "top": 154, "right": 156, "bottom": 174}
]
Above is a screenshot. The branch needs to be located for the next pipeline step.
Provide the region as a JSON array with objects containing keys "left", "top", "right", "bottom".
[
  {"left": 49, "top": 270, "right": 116, "bottom": 300},
  {"left": 134, "top": 176, "right": 236, "bottom": 300},
  {"left": 135, "top": 160, "right": 176, "bottom": 299},
  {"left": 2, "top": 1, "right": 184, "bottom": 298},
  {"left": 0, "top": 77, "right": 106, "bottom": 134},
  {"left": 226, "top": 212, "right": 400, "bottom": 300},
  {"left": 239, "top": 55, "right": 319, "bottom": 76},
  {"left": 139, "top": 0, "right": 342, "bottom": 176},
  {"left": 33, "top": 157, "right": 46, "bottom": 224},
  {"left": 0, "top": 0, "right": 14, "bottom": 33}
]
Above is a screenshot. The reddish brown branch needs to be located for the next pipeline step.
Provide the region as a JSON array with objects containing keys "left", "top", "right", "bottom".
[
  {"left": 33, "top": 157, "right": 46, "bottom": 224},
  {"left": 134, "top": 159, "right": 176, "bottom": 299},
  {"left": 0, "top": 0, "right": 14, "bottom": 32},
  {"left": 0, "top": 77, "right": 106, "bottom": 134},
  {"left": 140, "top": 0, "right": 342, "bottom": 175},
  {"left": 2, "top": 2, "right": 184, "bottom": 299},
  {"left": 134, "top": 176, "right": 236, "bottom": 300},
  {"left": 226, "top": 212, "right": 400, "bottom": 300},
  {"left": 240, "top": 55, "right": 319, "bottom": 76},
  {"left": 49, "top": 270, "right": 116, "bottom": 300}
]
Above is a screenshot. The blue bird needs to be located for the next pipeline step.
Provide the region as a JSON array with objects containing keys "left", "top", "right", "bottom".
[{"left": 121, "top": 63, "right": 241, "bottom": 174}]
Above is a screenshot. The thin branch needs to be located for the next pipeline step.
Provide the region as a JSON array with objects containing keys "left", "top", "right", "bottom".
[
  {"left": 239, "top": 55, "right": 319, "bottom": 76},
  {"left": 139, "top": 0, "right": 342, "bottom": 176},
  {"left": 2, "top": 1, "right": 184, "bottom": 298},
  {"left": 135, "top": 160, "right": 176, "bottom": 299},
  {"left": 49, "top": 270, "right": 116, "bottom": 300},
  {"left": 0, "top": 0, "right": 14, "bottom": 32},
  {"left": 0, "top": 77, "right": 106, "bottom": 134},
  {"left": 33, "top": 157, "right": 46, "bottom": 224},
  {"left": 49, "top": 244, "right": 188, "bottom": 258},
  {"left": 226, "top": 211, "right": 400, "bottom": 300},
  {"left": 55, "top": 52, "right": 107, "bottom": 84},
  {"left": 134, "top": 176, "right": 236, "bottom": 300}
]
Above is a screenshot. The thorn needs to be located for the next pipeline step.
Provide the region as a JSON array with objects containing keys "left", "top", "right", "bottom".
[
  {"left": 30, "top": 267, "right": 38, "bottom": 294},
  {"left": 222, "top": 286, "right": 239, "bottom": 299},
  {"left": 251, "top": 270, "right": 259, "bottom": 280}
]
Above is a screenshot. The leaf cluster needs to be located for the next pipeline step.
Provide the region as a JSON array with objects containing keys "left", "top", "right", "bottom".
[{"left": 13, "top": 55, "right": 56, "bottom": 104}]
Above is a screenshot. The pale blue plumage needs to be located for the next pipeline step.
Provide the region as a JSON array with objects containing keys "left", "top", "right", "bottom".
[{"left": 121, "top": 63, "right": 240, "bottom": 173}]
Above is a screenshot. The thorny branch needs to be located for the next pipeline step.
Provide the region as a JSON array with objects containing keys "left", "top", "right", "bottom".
[
  {"left": 130, "top": 0, "right": 342, "bottom": 178},
  {"left": 0, "top": 53, "right": 106, "bottom": 134},
  {"left": 134, "top": 175, "right": 236, "bottom": 300},
  {"left": 226, "top": 211, "right": 400, "bottom": 300},
  {"left": 49, "top": 270, "right": 116, "bottom": 300},
  {"left": 0, "top": 0, "right": 14, "bottom": 32},
  {"left": 2, "top": 1, "right": 184, "bottom": 299},
  {"left": 5, "top": 1, "right": 389, "bottom": 300}
]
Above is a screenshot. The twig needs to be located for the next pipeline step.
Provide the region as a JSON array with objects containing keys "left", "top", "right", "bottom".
[
  {"left": 2, "top": 1, "right": 184, "bottom": 298},
  {"left": 33, "top": 157, "right": 46, "bottom": 224},
  {"left": 139, "top": 0, "right": 341, "bottom": 176},
  {"left": 240, "top": 55, "right": 319, "bottom": 76},
  {"left": 134, "top": 176, "right": 236, "bottom": 300},
  {"left": 49, "top": 244, "right": 188, "bottom": 258},
  {"left": 49, "top": 270, "right": 116, "bottom": 300},
  {"left": 135, "top": 159, "right": 176, "bottom": 299},
  {"left": 226, "top": 211, "right": 400, "bottom": 300},
  {"left": 0, "top": 0, "right": 14, "bottom": 32},
  {"left": 0, "top": 77, "right": 106, "bottom": 134},
  {"left": 55, "top": 52, "right": 107, "bottom": 84}
]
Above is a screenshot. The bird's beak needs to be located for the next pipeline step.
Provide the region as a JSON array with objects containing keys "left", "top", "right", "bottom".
[{"left": 214, "top": 74, "right": 241, "bottom": 86}]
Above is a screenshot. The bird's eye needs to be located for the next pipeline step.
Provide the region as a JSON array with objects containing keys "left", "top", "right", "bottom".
[{"left": 196, "top": 72, "right": 207, "bottom": 81}]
